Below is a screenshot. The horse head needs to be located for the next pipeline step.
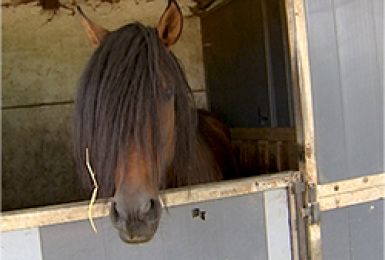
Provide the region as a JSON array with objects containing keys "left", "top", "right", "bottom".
[{"left": 75, "top": 0, "right": 195, "bottom": 243}]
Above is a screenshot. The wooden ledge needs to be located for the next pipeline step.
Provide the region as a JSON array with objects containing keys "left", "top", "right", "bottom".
[{"left": 1, "top": 171, "right": 299, "bottom": 232}]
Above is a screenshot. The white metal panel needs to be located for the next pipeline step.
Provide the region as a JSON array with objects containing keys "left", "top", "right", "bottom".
[
  {"left": 1, "top": 228, "right": 42, "bottom": 260},
  {"left": 264, "top": 189, "right": 292, "bottom": 260}
]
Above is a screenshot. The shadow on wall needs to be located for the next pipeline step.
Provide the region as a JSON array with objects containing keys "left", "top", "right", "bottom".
[{"left": 2, "top": 104, "right": 88, "bottom": 211}]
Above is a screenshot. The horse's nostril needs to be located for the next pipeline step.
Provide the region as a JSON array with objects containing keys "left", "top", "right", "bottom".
[
  {"left": 111, "top": 202, "right": 119, "bottom": 222},
  {"left": 141, "top": 199, "right": 151, "bottom": 214},
  {"left": 142, "top": 199, "right": 159, "bottom": 221},
  {"left": 141, "top": 199, "right": 156, "bottom": 214}
]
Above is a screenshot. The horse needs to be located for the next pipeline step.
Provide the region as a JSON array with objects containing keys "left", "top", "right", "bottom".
[{"left": 74, "top": 0, "right": 239, "bottom": 243}]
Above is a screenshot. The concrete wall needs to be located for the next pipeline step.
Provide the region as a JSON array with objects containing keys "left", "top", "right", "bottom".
[{"left": 2, "top": 0, "right": 206, "bottom": 210}]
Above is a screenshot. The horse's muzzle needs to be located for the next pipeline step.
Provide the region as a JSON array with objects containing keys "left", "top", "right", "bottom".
[
  {"left": 119, "top": 230, "right": 155, "bottom": 244},
  {"left": 110, "top": 197, "right": 161, "bottom": 244}
]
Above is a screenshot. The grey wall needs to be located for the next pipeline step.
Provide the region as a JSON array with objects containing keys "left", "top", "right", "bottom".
[
  {"left": 321, "top": 200, "right": 384, "bottom": 260},
  {"left": 2, "top": 189, "right": 292, "bottom": 260},
  {"left": 305, "top": 0, "right": 384, "bottom": 183}
]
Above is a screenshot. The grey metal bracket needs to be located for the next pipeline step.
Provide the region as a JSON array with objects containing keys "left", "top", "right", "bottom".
[{"left": 295, "top": 182, "right": 320, "bottom": 225}]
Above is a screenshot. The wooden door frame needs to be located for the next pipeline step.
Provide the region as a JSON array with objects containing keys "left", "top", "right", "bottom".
[
  {"left": 284, "top": 0, "right": 321, "bottom": 258},
  {"left": 284, "top": 0, "right": 385, "bottom": 259}
]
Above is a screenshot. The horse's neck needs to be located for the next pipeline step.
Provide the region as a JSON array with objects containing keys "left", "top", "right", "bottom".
[
  {"left": 164, "top": 109, "right": 239, "bottom": 188},
  {"left": 195, "top": 110, "right": 240, "bottom": 181},
  {"left": 187, "top": 109, "right": 239, "bottom": 185},
  {"left": 190, "top": 134, "right": 223, "bottom": 184}
]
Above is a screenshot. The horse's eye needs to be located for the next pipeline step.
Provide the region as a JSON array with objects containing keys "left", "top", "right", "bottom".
[{"left": 164, "top": 87, "right": 175, "bottom": 100}]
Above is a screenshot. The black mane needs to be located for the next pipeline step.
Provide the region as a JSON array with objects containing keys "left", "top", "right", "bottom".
[{"left": 74, "top": 23, "right": 196, "bottom": 196}]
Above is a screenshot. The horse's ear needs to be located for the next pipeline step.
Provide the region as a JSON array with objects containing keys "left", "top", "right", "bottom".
[
  {"left": 156, "top": 0, "right": 183, "bottom": 48},
  {"left": 77, "top": 6, "right": 109, "bottom": 48}
]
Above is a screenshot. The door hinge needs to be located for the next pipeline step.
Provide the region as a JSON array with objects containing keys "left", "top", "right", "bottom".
[{"left": 293, "top": 182, "right": 320, "bottom": 225}]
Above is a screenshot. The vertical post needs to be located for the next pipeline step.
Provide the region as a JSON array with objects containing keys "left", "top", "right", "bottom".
[{"left": 283, "top": 0, "right": 322, "bottom": 259}]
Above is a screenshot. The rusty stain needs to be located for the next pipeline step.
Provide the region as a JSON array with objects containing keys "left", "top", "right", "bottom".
[
  {"left": 304, "top": 144, "right": 312, "bottom": 159},
  {"left": 335, "top": 199, "right": 340, "bottom": 207},
  {"left": 333, "top": 185, "right": 339, "bottom": 192}
]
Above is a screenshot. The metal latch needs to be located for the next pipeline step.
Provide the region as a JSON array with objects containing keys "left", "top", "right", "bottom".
[{"left": 294, "top": 182, "right": 320, "bottom": 225}]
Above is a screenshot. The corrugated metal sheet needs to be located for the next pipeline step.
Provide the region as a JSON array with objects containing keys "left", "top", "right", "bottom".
[
  {"left": 321, "top": 200, "right": 384, "bottom": 260},
  {"left": 306, "top": 0, "right": 384, "bottom": 183}
]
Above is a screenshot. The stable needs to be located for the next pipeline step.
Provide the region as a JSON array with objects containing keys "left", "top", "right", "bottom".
[{"left": 2, "top": 0, "right": 384, "bottom": 259}]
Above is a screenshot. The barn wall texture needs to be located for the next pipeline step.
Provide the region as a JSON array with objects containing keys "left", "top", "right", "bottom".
[{"left": 2, "top": 0, "right": 206, "bottom": 210}]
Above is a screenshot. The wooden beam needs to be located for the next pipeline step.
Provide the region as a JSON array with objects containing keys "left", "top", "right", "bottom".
[
  {"left": 284, "top": 0, "right": 320, "bottom": 258},
  {"left": 231, "top": 128, "right": 296, "bottom": 141},
  {"left": 1, "top": 171, "right": 300, "bottom": 232},
  {"left": 318, "top": 172, "right": 385, "bottom": 211}
]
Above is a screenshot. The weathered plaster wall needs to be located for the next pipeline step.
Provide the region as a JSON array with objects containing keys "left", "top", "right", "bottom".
[{"left": 2, "top": 0, "right": 206, "bottom": 210}]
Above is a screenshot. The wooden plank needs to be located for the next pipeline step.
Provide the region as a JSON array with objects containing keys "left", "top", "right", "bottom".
[
  {"left": 275, "top": 141, "right": 283, "bottom": 171},
  {"left": 319, "top": 186, "right": 385, "bottom": 212},
  {"left": 285, "top": 0, "right": 320, "bottom": 259},
  {"left": 0, "top": 171, "right": 300, "bottom": 232},
  {"left": 258, "top": 140, "right": 270, "bottom": 173},
  {"left": 318, "top": 172, "right": 385, "bottom": 211},
  {"left": 292, "top": 0, "right": 317, "bottom": 184},
  {"left": 318, "top": 172, "right": 385, "bottom": 198},
  {"left": 231, "top": 128, "right": 296, "bottom": 141},
  {"left": 280, "top": 141, "right": 290, "bottom": 171}
]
